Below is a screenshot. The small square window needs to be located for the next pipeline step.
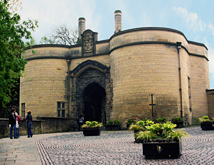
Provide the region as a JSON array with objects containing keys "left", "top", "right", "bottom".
[{"left": 57, "top": 102, "right": 66, "bottom": 117}]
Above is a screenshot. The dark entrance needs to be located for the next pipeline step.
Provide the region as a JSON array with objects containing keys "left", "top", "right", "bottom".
[{"left": 83, "top": 82, "right": 106, "bottom": 122}]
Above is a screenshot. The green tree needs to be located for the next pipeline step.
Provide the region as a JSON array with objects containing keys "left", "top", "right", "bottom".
[{"left": 0, "top": 0, "right": 38, "bottom": 108}]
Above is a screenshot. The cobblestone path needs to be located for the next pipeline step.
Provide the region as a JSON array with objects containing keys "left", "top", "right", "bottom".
[{"left": 37, "top": 127, "right": 214, "bottom": 165}]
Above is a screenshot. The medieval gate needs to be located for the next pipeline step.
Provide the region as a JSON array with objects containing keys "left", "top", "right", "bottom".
[{"left": 70, "top": 60, "right": 112, "bottom": 123}]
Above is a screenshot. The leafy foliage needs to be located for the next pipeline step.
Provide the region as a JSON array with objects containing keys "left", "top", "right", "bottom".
[
  {"left": 0, "top": 0, "right": 38, "bottom": 107},
  {"left": 198, "top": 115, "right": 213, "bottom": 123},
  {"left": 106, "top": 119, "right": 121, "bottom": 125},
  {"left": 166, "top": 129, "right": 189, "bottom": 142},
  {"left": 129, "top": 119, "right": 154, "bottom": 131},
  {"left": 81, "top": 121, "right": 103, "bottom": 129},
  {"left": 136, "top": 122, "right": 189, "bottom": 142},
  {"left": 126, "top": 119, "right": 136, "bottom": 125},
  {"left": 157, "top": 117, "right": 167, "bottom": 123},
  {"left": 173, "top": 117, "right": 183, "bottom": 123}
]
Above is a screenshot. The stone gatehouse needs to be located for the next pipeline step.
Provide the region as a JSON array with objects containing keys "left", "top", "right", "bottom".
[{"left": 20, "top": 10, "right": 213, "bottom": 127}]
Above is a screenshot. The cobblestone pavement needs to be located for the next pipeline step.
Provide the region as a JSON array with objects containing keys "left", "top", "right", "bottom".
[
  {"left": 0, "top": 126, "right": 214, "bottom": 165},
  {"left": 38, "top": 126, "right": 214, "bottom": 165}
]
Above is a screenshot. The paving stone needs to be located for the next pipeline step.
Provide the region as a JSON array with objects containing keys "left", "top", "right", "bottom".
[
  {"left": 0, "top": 126, "right": 214, "bottom": 164},
  {"left": 37, "top": 127, "right": 214, "bottom": 165}
]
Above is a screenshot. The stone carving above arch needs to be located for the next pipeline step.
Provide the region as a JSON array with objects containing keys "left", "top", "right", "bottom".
[{"left": 69, "top": 60, "right": 110, "bottom": 77}]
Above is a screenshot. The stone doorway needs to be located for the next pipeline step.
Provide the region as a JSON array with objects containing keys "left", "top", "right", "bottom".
[
  {"left": 83, "top": 82, "right": 106, "bottom": 122},
  {"left": 70, "top": 60, "right": 112, "bottom": 123}
]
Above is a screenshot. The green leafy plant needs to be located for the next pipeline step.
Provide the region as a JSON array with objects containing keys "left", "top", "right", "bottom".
[
  {"left": 136, "top": 122, "right": 189, "bottom": 142},
  {"left": 113, "top": 119, "right": 121, "bottom": 125},
  {"left": 129, "top": 119, "right": 154, "bottom": 131},
  {"left": 198, "top": 115, "right": 213, "bottom": 123},
  {"left": 106, "top": 120, "right": 113, "bottom": 125},
  {"left": 127, "top": 119, "right": 136, "bottom": 125},
  {"left": 166, "top": 129, "right": 190, "bottom": 142},
  {"left": 173, "top": 117, "right": 183, "bottom": 123},
  {"left": 105, "top": 120, "right": 121, "bottom": 125},
  {"left": 129, "top": 124, "right": 143, "bottom": 131},
  {"left": 135, "top": 131, "right": 157, "bottom": 143},
  {"left": 157, "top": 117, "right": 167, "bottom": 123},
  {"left": 81, "top": 121, "right": 103, "bottom": 129}
]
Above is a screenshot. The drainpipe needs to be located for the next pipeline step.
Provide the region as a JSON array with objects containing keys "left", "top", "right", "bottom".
[
  {"left": 66, "top": 56, "right": 71, "bottom": 118},
  {"left": 176, "top": 42, "right": 183, "bottom": 119}
]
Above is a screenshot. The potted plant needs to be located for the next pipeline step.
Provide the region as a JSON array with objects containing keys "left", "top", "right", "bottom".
[
  {"left": 172, "top": 117, "right": 184, "bottom": 128},
  {"left": 105, "top": 119, "right": 121, "bottom": 130},
  {"left": 126, "top": 119, "right": 136, "bottom": 129},
  {"left": 129, "top": 119, "right": 154, "bottom": 143},
  {"left": 81, "top": 121, "right": 103, "bottom": 136},
  {"left": 199, "top": 116, "right": 214, "bottom": 130},
  {"left": 136, "top": 122, "right": 189, "bottom": 159},
  {"left": 156, "top": 117, "right": 167, "bottom": 123},
  {"left": 129, "top": 119, "right": 154, "bottom": 133}
]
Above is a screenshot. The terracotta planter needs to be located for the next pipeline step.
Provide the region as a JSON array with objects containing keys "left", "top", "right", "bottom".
[
  {"left": 143, "top": 141, "right": 182, "bottom": 159},
  {"left": 82, "top": 128, "right": 101, "bottom": 136},
  {"left": 200, "top": 122, "right": 214, "bottom": 130},
  {"left": 105, "top": 125, "right": 120, "bottom": 131}
]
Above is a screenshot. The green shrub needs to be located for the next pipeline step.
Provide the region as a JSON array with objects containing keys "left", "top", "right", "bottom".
[
  {"left": 166, "top": 129, "right": 190, "bottom": 142},
  {"left": 82, "top": 121, "right": 103, "bottom": 129},
  {"left": 173, "top": 117, "right": 183, "bottom": 123},
  {"left": 106, "top": 119, "right": 121, "bottom": 125},
  {"left": 106, "top": 120, "right": 113, "bottom": 125},
  {"left": 113, "top": 119, "right": 121, "bottom": 125},
  {"left": 198, "top": 115, "right": 212, "bottom": 123},
  {"left": 157, "top": 117, "right": 167, "bottom": 123},
  {"left": 129, "top": 119, "right": 154, "bottom": 131},
  {"left": 136, "top": 122, "right": 189, "bottom": 142},
  {"left": 129, "top": 124, "right": 144, "bottom": 131},
  {"left": 127, "top": 119, "right": 136, "bottom": 125}
]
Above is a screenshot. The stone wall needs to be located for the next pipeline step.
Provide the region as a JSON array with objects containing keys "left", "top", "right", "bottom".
[
  {"left": 207, "top": 90, "right": 214, "bottom": 118},
  {"left": 0, "top": 118, "right": 75, "bottom": 139}
]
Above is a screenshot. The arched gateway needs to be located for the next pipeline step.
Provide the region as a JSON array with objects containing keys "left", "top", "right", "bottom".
[
  {"left": 70, "top": 60, "right": 112, "bottom": 124},
  {"left": 83, "top": 82, "right": 106, "bottom": 122}
]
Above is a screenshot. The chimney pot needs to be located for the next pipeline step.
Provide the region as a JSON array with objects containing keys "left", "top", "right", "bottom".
[{"left": 114, "top": 10, "right": 122, "bottom": 33}]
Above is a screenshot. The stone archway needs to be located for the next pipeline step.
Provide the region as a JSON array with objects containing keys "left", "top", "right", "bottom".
[
  {"left": 83, "top": 82, "right": 106, "bottom": 122},
  {"left": 70, "top": 60, "right": 113, "bottom": 124}
]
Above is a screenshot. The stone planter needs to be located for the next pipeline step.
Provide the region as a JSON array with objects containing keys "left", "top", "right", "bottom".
[
  {"left": 82, "top": 128, "right": 101, "bottom": 136},
  {"left": 174, "top": 121, "right": 184, "bottom": 128},
  {"left": 143, "top": 141, "right": 182, "bottom": 159},
  {"left": 200, "top": 122, "right": 214, "bottom": 130},
  {"left": 105, "top": 125, "right": 120, "bottom": 131}
]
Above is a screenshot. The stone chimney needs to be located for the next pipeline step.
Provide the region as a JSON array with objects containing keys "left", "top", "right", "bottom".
[
  {"left": 78, "top": 17, "right": 85, "bottom": 40},
  {"left": 114, "top": 10, "right": 122, "bottom": 33}
]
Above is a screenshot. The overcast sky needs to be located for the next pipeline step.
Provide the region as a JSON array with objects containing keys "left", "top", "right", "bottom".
[{"left": 19, "top": 0, "right": 214, "bottom": 89}]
